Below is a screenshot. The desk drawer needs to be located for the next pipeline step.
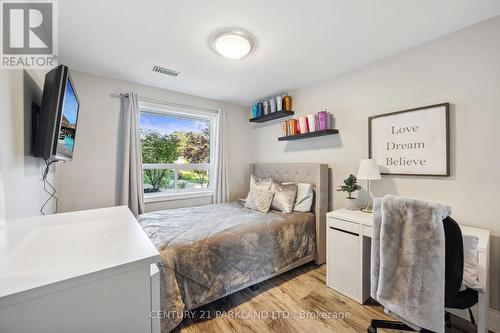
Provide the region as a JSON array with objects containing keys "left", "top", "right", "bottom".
[
  {"left": 363, "top": 225, "right": 373, "bottom": 237},
  {"left": 328, "top": 217, "right": 359, "bottom": 235}
]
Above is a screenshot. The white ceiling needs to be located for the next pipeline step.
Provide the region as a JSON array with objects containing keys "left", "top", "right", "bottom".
[{"left": 59, "top": 0, "right": 500, "bottom": 106}]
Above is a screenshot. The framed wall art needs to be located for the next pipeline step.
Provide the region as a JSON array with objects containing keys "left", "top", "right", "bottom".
[{"left": 368, "top": 103, "right": 450, "bottom": 176}]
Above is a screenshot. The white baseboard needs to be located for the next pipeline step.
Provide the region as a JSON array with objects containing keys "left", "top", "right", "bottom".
[{"left": 448, "top": 307, "right": 500, "bottom": 332}]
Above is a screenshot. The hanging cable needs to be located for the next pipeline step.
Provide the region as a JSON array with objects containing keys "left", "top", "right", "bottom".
[{"left": 40, "top": 159, "right": 58, "bottom": 215}]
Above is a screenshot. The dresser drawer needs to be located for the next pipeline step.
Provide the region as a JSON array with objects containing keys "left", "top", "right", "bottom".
[
  {"left": 328, "top": 217, "right": 359, "bottom": 235},
  {"left": 150, "top": 264, "right": 160, "bottom": 333}
]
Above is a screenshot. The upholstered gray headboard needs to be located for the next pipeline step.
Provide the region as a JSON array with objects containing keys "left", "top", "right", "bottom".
[{"left": 249, "top": 163, "right": 328, "bottom": 265}]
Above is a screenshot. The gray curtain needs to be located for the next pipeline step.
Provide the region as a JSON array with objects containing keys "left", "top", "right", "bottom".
[
  {"left": 214, "top": 109, "right": 229, "bottom": 203},
  {"left": 120, "top": 92, "right": 144, "bottom": 216}
]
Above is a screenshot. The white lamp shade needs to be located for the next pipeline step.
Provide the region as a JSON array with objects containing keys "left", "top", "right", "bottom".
[{"left": 357, "top": 159, "right": 381, "bottom": 180}]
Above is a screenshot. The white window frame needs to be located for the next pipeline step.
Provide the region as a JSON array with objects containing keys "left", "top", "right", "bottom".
[{"left": 139, "top": 101, "right": 217, "bottom": 202}]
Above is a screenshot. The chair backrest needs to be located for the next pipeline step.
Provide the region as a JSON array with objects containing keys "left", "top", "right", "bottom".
[{"left": 443, "top": 216, "right": 464, "bottom": 307}]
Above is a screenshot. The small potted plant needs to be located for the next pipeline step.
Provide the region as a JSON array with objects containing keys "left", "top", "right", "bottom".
[{"left": 337, "top": 174, "right": 362, "bottom": 210}]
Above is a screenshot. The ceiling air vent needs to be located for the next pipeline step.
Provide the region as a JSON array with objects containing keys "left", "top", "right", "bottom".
[{"left": 152, "top": 66, "right": 179, "bottom": 77}]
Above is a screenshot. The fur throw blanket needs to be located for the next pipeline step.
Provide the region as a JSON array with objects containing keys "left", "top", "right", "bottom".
[{"left": 371, "top": 195, "right": 451, "bottom": 333}]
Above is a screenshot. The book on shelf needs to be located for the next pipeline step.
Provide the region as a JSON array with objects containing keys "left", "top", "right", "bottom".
[{"left": 281, "top": 111, "right": 335, "bottom": 137}]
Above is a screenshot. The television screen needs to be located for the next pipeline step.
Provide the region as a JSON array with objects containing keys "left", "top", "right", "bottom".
[
  {"left": 34, "top": 65, "right": 80, "bottom": 161},
  {"left": 56, "top": 78, "right": 79, "bottom": 159}
]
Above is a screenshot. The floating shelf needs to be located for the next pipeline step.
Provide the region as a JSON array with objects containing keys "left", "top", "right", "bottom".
[
  {"left": 249, "top": 110, "right": 294, "bottom": 123},
  {"left": 278, "top": 129, "right": 339, "bottom": 141}
]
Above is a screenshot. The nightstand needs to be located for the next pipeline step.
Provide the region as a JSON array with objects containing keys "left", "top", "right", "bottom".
[{"left": 326, "top": 209, "right": 373, "bottom": 304}]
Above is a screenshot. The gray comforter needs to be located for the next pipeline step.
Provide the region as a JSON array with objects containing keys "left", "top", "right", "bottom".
[{"left": 138, "top": 202, "right": 315, "bottom": 332}]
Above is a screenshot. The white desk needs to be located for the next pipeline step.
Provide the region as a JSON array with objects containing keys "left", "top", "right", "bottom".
[
  {"left": 326, "top": 208, "right": 490, "bottom": 333},
  {"left": 0, "top": 206, "right": 161, "bottom": 333}
]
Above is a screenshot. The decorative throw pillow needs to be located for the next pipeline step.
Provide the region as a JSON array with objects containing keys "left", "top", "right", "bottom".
[
  {"left": 244, "top": 187, "right": 274, "bottom": 213},
  {"left": 284, "top": 182, "right": 314, "bottom": 212},
  {"left": 250, "top": 174, "right": 273, "bottom": 191},
  {"left": 271, "top": 181, "right": 298, "bottom": 213},
  {"left": 245, "top": 175, "right": 273, "bottom": 201}
]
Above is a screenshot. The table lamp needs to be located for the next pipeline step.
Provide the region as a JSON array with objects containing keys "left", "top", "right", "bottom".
[{"left": 357, "top": 159, "right": 381, "bottom": 213}]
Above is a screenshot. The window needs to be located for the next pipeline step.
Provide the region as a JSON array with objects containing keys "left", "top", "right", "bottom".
[{"left": 139, "top": 101, "right": 216, "bottom": 200}]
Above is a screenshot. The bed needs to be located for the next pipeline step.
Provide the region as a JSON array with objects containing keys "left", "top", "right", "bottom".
[{"left": 138, "top": 163, "right": 328, "bottom": 332}]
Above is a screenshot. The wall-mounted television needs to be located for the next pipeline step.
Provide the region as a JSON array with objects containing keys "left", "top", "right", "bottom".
[{"left": 34, "top": 65, "right": 80, "bottom": 161}]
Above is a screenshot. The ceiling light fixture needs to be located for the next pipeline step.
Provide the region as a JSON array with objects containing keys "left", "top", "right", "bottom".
[{"left": 212, "top": 30, "right": 254, "bottom": 59}]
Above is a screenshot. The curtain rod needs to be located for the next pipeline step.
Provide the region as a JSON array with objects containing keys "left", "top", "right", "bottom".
[{"left": 112, "top": 93, "right": 219, "bottom": 114}]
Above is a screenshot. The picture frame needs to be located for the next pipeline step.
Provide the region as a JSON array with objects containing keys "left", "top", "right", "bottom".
[{"left": 368, "top": 103, "right": 450, "bottom": 176}]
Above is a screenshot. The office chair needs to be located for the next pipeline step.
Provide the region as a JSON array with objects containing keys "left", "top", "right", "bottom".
[{"left": 367, "top": 216, "right": 478, "bottom": 333}]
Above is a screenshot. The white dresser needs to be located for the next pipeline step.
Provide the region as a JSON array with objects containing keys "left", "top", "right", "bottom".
[{"left": 0, "top": 206, "right": 161, "bottom": 333}]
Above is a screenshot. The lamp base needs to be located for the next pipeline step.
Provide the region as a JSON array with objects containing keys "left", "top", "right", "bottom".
[
  {"left": 361, "top": 183, "right": 374, "bottom": 213},
  {"left": 361, "top": 201, "right": 373, "bottom": 213}
]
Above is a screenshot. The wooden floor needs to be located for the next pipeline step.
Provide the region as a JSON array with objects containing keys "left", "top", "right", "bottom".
[{"left": 174, "top": 263, "right": 477, "bottom": 333}]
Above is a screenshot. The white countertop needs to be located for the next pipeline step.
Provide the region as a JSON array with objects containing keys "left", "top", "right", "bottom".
[{"left": 0, "top": 206, "right": 160, "bottom": 307}]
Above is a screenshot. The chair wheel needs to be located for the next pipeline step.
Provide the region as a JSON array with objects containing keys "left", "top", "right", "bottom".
[{"left": 367, "top": 326, "right": 377, "bottom": 333}]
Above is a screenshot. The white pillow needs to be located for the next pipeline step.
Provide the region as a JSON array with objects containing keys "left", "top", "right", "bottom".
[
  {"left": 461, "top": 235, "right": 483, "bottom": 291},
  {"left": 284, "top": 182, "right": 314, "bottom": 212}
]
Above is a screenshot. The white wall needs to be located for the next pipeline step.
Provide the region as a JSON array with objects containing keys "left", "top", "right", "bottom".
[
  {"left": 0, "top": 69, "right": 56, "bottom": 219},
  {"left": 55, "top": 71, "right": 252, "bottom": 213},
  {"left": 250, "top": 16, "right": 500, "bottom": 312}
]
